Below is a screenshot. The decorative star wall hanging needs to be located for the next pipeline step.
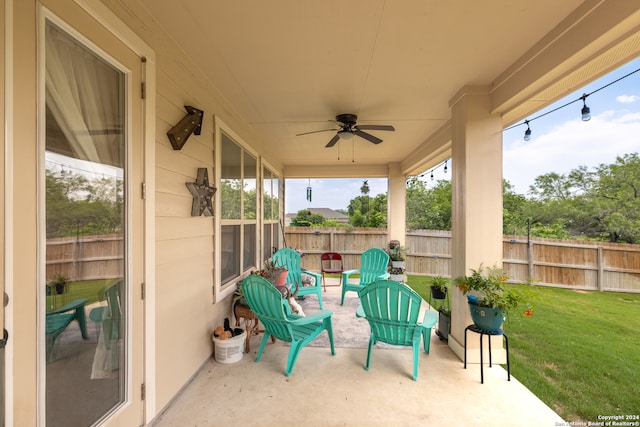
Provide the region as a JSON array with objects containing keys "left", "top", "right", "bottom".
[{"left": 185, "top": 168, "right": 216, "bottom": 216}]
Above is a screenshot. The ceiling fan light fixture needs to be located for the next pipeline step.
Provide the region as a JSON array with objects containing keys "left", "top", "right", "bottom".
[{"left": 338, "top": 130, "right": 354, "bottom": 140}]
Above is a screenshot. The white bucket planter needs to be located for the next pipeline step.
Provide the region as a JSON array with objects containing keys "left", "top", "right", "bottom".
[
  {"left": 391, "top": 260, "right": 405, "bottom": 268},
  {"left": 212, "top": 330, "right": 247, "bottom": 364}
]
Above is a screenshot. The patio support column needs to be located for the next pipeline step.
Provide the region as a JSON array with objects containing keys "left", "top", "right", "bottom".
[
  {"left": 447, "top": 86, "right": 505, "bottom": 362},
  {"left": 387, "top": 163, "right": 406, "bottom": 248}
]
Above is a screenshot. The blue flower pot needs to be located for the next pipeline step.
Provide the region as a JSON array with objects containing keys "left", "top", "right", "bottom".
[{"left": 468, "top": 302, "right": 505, "bottom": 333}]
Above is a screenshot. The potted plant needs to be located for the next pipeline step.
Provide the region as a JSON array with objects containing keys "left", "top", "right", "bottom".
[
  {"left": 254, "top": 259, "right": 288, "bottom": 289},
  {"left": 429, "top": 275, "right": 448, "bottom": 300},
  {"left": 454, "top": 264, "right": 535, "bottom": 333},
  {"left": 388, "top": 265, "right": 406, "bottom": 282},
  {"left": 429, "top": 276, "right": 451, "bottom": 341},
  {"left": 49, "top": 274, "right": 69, "bottom": 295},
  {"left": 436, "top": 305, "right": 451, "bottom": 341},
  {"left": 387, "top": 240, "right": 406, "bottom": 267}
]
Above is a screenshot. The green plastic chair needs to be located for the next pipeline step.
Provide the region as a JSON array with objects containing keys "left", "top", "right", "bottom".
[
  {"left": 341, "top": 248, "right": 390, "bottom": 305},
  {"left": 356, "top": 279, "right": 438, "bottom": 381},
  {"left": 241, "top": 274, "right": 336, "bottom": 376},
  {"left": 45, "top": 298, "right": 89, "bottom": 362},
  {"left": 89, "top": 281, "right": 122, "bottom": 350},
  {"left": 272, "top": 248, "right": 323, "bottom": 308}
]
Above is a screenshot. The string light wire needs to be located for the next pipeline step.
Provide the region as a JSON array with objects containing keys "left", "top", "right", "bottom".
[
  {"left": 504, "top": 65, "right": 640, "bottom": 136},
  {"left": 409, "top": 158, "right": 450, "bottom": 183}
]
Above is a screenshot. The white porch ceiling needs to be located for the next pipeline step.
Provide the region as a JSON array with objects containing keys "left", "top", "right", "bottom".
[{"left": 138, "top": 0, "right": 640, "bottom": 177}]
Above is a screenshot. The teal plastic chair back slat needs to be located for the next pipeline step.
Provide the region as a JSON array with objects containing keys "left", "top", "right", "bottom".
[
  {"left": 241, "top": 274, "right": 336, "bottom": 376},
  {"left": 272, "top": 248, "right": 323, "bottom": 308},
  {"left": 89, "top": 281, "right": 122, "bottom": 350},
  {"left": 357, "top": 279, "right": 437, "bottom": 381},
  {"left": 341, "top": 248, "right": 390, "bottom": 305}
]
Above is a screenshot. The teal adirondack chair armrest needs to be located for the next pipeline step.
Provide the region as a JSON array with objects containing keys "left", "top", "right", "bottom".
[
  {"left": 342, "top": 269, "right": 360, "bottom": 281},
  {"left": 341, "top": 269, "right": 363, "bottom": 305},
  {"left": 421, "top": 310, "right": 438, "bottom": 328},
  {"left": 419, "top": 310, "right": 438, "bottom": 353},
  {"left": 342, "top": 269, "right": 390, "bottom": 284},
  {"left": 289, "top": 309, "right": 334, "bottom": 325},
  {"left": 302, "top": 269, "right": 322, "bottom": 284}
]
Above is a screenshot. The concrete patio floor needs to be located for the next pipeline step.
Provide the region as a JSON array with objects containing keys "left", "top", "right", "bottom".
[{"left": 151, "top": 279, "right": 564, "bottom": 427}]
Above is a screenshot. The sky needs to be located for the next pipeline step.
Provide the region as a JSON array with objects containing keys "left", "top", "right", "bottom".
[{"left": 285, "top": 57, "right": 640, "bottom": 214}]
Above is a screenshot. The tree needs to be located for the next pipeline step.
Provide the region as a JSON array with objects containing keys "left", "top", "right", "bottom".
[
  {"left": 347, "top": 193, "right": 387, "bottom": 227},
  {"left": 46, "top": 168, "right": 123, "bottom": 238},
  {"left": 292, "top": 209, "right": 324, "bottom": 226},
  {"left": 406, "top": 178, "right": 451, "bottom": 230},
  {"left": 341, "top": 153, "right": 640, "bottom": 242},
  {"left": 515, "top": 153, "right": 640, "bottom": 242},
  {"left": 592, "top": 153, "right": 640, "bottom": 242}
]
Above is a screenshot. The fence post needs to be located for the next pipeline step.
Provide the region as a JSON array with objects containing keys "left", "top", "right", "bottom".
[
  {"left": 329, "top": 230, "right": 335, "bottom": 252},
  {"left": 528, "top": 240, "right": 534, "bottom": 283},
  {"left": 597, "top": 246, "right": 603, "bottom": 291}
]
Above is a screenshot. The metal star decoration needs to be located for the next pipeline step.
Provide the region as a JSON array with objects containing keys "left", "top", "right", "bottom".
[{"left": 185, "top": 168, "right": 216, "bottom": 216}]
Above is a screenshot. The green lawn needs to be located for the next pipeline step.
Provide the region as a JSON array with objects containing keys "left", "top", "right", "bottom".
[
  {"left": 46, "top": 278, "right": 120, "bottom": 312},
  {"left": 406, "top": 275, "right": 640, "bottom": 422}
]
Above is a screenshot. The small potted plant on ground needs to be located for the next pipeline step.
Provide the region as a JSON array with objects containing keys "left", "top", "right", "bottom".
[{"left": 454, "top": 264, "right": 535, "bottom": 332}]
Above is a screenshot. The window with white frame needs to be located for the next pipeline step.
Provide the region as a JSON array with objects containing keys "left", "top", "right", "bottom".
[
  {"left": 220, "top": 131, "right": 257, "bottom": 285},
  {"left": 262, "top": 165, "right": 281, "bottom": 263}
]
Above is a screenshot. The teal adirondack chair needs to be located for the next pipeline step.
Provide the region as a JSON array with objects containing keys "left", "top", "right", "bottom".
[
  {"left": 89, "top": 281, "right": 122, "bottom": 350},
  {"left": 272, "top": 248, "right": 323, "bottom": 308},
  {"left": 356, "top": 279, "right": 438, "bottom": 381},
  {"left": 241, "top": 274, "right": 336, "bottom": 376},
  {"left": 341, "top": 248, "right": 390, "bottom": 305}
]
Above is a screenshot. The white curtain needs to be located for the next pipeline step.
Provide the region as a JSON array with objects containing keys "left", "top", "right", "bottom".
[{"left": 45, "top": 22, "right": 124, "bottom": 167}]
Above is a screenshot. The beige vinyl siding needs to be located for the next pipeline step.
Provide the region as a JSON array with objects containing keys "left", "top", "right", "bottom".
[
  {"left": 95, "top": 0, "right": 269, "bottom": 415},
  {"left": 132, "top": 13, "right": 274, "bottom": 419},
  {"left": 7, "top": 0, "right": 280, "bottom": 421},
  {"left": 153, "top": 61, "right": 222, "bottom": 411}
]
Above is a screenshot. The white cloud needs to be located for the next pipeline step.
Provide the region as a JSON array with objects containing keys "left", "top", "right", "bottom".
[
  {"left": 503, "top": 110, "right": 640, "bottom": 194},
  {"left": 616, "top": 94, "right": 640, "bottom": 103}
]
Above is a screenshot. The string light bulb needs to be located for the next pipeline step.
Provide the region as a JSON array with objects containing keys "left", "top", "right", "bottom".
[
  {"left": 581, "top": 94, "right": 591, "bottom": 121},
  {"left": 430, "top": 171, "right": 434, "bottom": 180},
  {"left": 524, "top": 120, "right": 531, "bottom": 141},
  {"left": 504, "top": 65, "right": 640, "bottom": 141},
  {"left": 444, "top": 160, "right": 448, "bottom": 173}
]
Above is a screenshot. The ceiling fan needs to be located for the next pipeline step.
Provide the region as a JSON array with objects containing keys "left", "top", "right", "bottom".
[{"left": 296, "top": 113, "right": 395, "bottom": 147}]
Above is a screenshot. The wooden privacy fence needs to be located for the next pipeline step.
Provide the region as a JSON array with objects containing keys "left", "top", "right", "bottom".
[
  {"left": 286, "top": 227, "right": 640, "bottom": 293},
  {"left": 45, "top": 229, "right": 640, "bottom": 293},
  {"left": 46, "top": 234, "right": 123, "bottom": 282}
]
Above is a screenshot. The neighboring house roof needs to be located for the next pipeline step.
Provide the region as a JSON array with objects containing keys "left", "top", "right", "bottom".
[{"left": 286, "top": 208, "right": 349, "bottom": 223}]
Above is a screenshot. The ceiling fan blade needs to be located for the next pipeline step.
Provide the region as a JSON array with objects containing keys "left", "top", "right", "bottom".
[
  {"left": 355, "top": 130, "right": 383, "bottom": 144},
  {"left": 325, "top": 134, "right": 340, "bottom": 148},
  {"left": 356, "top": 125, "right": 395, "bottom": 131},
  {"left": 296, "top": 128, "right": 339, "bottom": 136}
]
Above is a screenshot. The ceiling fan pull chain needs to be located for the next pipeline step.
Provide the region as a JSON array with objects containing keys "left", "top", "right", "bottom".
[{"left": 352, "top": 140, "right": 355, "bottom": 163}]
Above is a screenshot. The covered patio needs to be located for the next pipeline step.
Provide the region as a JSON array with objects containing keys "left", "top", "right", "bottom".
[
  {"left": 4, "top": 1, "right": 640, "bottom": 425},
  {"left": 153, "top": 280, "right": 563, "bottom": 426}
]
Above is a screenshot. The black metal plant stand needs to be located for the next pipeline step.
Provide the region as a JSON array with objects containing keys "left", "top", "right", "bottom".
[{"left": 464, "top": 324, "right": 510, "bottom": 384}]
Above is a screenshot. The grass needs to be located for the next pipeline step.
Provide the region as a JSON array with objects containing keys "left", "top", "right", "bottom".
[
  {"left": 406, "top": 275, "right": 640, "bottom": 422},
  {"left": 46, "top": 278, "right": 120, "bottom": 312}
]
